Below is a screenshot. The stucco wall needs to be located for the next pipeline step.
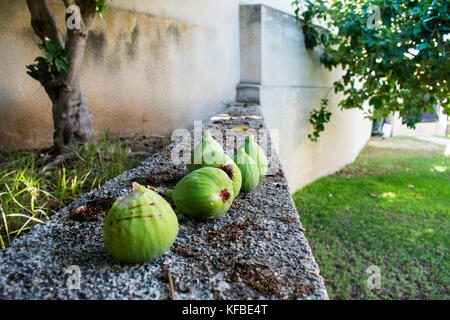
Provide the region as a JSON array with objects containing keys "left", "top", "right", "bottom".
[
  {"left": 386, "top": 110, "right": 448, "bottom": 137},
  {"left": 0, "top": 0, "right": 242, "bottom": 150},
  {"left": 239, "top": 5, "right": 372, "bottom": 191}
]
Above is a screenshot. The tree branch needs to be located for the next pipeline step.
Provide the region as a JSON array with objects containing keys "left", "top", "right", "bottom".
[
  {"left": 63, "top": 0, "right": 97, "bottom": 85},
  {"left": 26, "top": 64, "right": 64, "bottom": 102},
  {"left": 62, "top": 0, "right": 97, "bottom": 30},
  {"left": 76, "top": 0, "right": 97, "bottom": 30},
  {"left": 26, "top": 0, "right": 65, "bottom": 48},
  {"left": 62, "top": 0, "right": 77, "bottom": 7}
]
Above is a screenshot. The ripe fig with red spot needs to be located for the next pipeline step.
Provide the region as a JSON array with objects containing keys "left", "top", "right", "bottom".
[
  {"left": 188, "top": 131, "right": 242, "bottom": 196},
  {"left": 166, "top": 167, "right": 234, "bottom": 219}
]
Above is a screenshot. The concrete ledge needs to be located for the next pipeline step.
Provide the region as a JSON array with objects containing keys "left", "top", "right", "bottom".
[
  {"left": 237, "top": 84, "right": 261, "bottom": 104},
  {"left": 0, "top": 104, "right": 328, "bottom": 300}
]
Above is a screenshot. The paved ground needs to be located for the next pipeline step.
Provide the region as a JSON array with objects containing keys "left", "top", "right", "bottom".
[
  {"left": 368, "top": 136, "right": 445, "bottom": 151},
  {"left": 415, "top": 135, "right": 449, "bottom": 146},
  {"left": 369, "top": 135, "right": 449, "bottom": 156},
  {"left": 0, "top": 104, "right": 328, "bottom": 300}
]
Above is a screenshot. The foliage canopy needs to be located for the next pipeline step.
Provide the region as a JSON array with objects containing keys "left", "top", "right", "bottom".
[{"left": 292, "top": 0, "right": 449, "bottom": 141}]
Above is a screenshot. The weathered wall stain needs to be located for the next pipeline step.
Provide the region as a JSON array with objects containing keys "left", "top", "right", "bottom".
[
  {"left": 87, "top": 31, "right": 107, "bottom": 59},
  {"left": 127, "top": 23, "right": 140, "bottom": 59},
  {"left": 167, "top": 23, "right": 182, "bottom": 42},
  {"left": 0, "top": 1, "right": 237, "bottom": 150}
]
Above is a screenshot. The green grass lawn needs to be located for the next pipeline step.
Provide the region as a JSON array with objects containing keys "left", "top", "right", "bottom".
[{"left": 293, "top": 137, "right": 449, "bottom": 299}]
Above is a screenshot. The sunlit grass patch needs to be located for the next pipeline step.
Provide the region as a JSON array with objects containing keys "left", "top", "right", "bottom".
[
  {"left": 0, "top": 132, "right": 148, "bottom": 249},
  {"left": 294, "top": 137, "right": 450, "bottom": 299}
]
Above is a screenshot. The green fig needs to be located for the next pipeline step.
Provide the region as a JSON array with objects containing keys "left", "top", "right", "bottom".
[
  {"left": 242, "top": 136, "right": 268, "bottom": 177},
  {"left": 218, "top": 155, "right": 242, "bottom": 196},
  {"left": 188, "top": 131, "right": 242, "bottom": 195},
  {"left": 233, "top": 147, "right": 260, "bottom": 192},
  {"left": 166, "top": 167, "right": 234, "bottom": 219},
  {"left": 103, "top": 183, "right": 178, "bottom": 263},
  {"left": 188, "top": 131, "right": 225, "bottom": 172}
]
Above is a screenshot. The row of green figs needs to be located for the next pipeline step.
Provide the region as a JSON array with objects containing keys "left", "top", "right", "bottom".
[{"left": 102, "top": 131, "right": 268, "bottom": 263}]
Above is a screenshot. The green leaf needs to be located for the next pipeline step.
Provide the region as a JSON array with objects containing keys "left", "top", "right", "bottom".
[
  {"left": 54, "top": 58, "right": 69, "bottom": 73},
  {"left": 29, "top": 39, "right": 69, "bottom": 76},
  {"left": 45, "top": 52, "right": 54, "bottom": 61},
  {"left": 416, "top": 42, "right": 428, "bottom": 51}
]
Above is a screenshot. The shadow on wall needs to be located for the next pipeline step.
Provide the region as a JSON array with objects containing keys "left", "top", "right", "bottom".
[{"left": 0, "top": 1, "right": 239, "bottom": 150}]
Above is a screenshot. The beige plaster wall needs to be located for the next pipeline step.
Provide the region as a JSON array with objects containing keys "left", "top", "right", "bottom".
[{"left": 0, "top": 0, "right": 241, "bottom": 150}]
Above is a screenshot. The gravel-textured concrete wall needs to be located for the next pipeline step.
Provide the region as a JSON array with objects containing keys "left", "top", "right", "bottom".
[{"left": 0, "top": 103, "right": 328, "bottom": 300}]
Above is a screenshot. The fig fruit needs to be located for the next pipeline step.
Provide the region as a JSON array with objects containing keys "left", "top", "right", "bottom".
[
  {"left": 166, "top": 167, "right": 234, "bottom": 219},
  {"left": 218, "top": 155, "right": 242, "bottom": 196},
  {"left": 188, "top": 131, "right": 226, "bottom": 172},
  {"left": 103, "top": 183, "right": 178, "bottom": 263},
  {"left": 188, "top": 130, "right": 242, "bottom": 195},
  {"left": 242, "top": 136, "right": 268, "bottom": 177},
  {"left": 233, "top": 147, "right": 260, "bottom": 192}
]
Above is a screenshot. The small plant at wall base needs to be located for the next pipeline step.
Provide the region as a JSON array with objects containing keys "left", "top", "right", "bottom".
[
  {"left": 25, "top": 0, "right": 109, "bottom": 152},
  {"left": 292, "top": 0, "right": 450, "bottom": 141}
]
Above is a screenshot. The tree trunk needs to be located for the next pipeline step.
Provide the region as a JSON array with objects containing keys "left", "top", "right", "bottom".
[
  {"left": 52, "top": 25, "right": 94, "bottom": 149},
  {"left": 26, "top": 0, "right": 96, "bottom": 152},
  {"left": 52, "top": 84, "right": 93, "bottom": 149}
]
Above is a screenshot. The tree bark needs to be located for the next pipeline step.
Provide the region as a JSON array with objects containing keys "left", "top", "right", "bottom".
[
  {"left": 26, "top": 0, "right": 96, "bottom": 151},
  {"left": 52, "top": 82, "right": 94, "bottom": 149}
]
